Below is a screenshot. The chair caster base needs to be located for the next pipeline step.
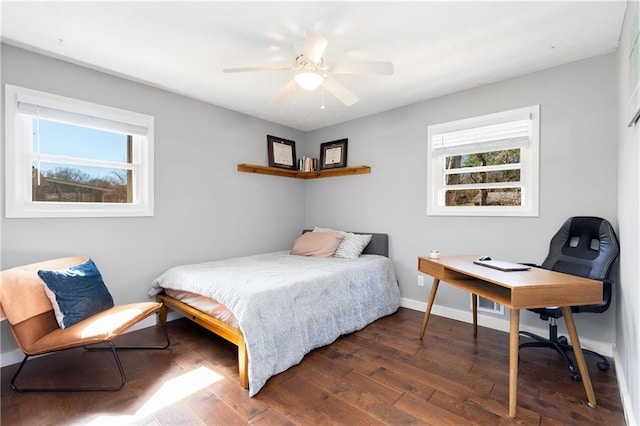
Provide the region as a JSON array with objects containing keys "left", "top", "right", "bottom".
[{"left": 568, "top": 364, "right": 582, "bottom": 382}]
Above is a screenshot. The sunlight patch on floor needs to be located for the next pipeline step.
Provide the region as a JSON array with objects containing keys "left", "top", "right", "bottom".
[{"left": 86, "top": 365, "right": 223, "bottom": 424}]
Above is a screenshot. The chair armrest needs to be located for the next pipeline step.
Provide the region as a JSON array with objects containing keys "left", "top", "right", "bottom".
[{"left": 572, "top": 278, "right": 612, "bottom": 314}]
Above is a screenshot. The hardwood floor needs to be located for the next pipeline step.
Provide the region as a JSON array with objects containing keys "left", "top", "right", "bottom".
[{"left": 1, "top": 308, "right": 626, "bottom": 425}]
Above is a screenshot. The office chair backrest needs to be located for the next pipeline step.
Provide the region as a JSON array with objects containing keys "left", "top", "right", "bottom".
[
  {"left": 541, "top": 217, "right": 619, "bottom": 281},
  {"left": 540, "top": 217, "right": 619, "bottom": 314}
]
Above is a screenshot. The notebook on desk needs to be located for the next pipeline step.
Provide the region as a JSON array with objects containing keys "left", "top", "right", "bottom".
[{"left": 473, "top": 259, "right": 531, "bottom": 272}]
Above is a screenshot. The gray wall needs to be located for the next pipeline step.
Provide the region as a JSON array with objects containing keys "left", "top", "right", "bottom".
[
  {"left": 1, "top": 41, "right": 634, "bottom": 423},
  {"left": 305, "top": 53, "right": 619, "bottom": 349},
  {"left": 616, "top": 3, "right": 640, "bottom": 424},
  {"left": 0, "top": 44, "right": 307, "bottom": 354}
]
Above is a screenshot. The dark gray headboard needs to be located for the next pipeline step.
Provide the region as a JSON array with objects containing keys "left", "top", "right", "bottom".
[{"left": 302, "top": 230, "right": 389, "bottom": 257}]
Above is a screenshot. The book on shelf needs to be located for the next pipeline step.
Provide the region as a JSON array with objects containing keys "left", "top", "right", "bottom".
[{"left": 297, "top": 156, "right": 318, "bottom": 172}]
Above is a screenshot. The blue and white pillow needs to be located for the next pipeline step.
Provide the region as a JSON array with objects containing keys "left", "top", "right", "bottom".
[
  {"left": 38, "top": 258, "right": 114, "bottom": 329},
  {"left": 313, "top": 227, "right": 373, "bottom": 259}
]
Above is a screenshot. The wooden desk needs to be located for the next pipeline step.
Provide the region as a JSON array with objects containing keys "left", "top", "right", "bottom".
[{"left": 417, "top": 255, "right": 603, "bottom": 418}]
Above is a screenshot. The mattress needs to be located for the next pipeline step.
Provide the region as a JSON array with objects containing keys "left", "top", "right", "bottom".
[{"left": 164, "top": 288, "right": 239, "bottom": 329}]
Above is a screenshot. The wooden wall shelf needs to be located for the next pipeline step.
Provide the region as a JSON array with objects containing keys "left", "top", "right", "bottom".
[{"left": 237, "top": 163, "right": 371, "bottom": 179}]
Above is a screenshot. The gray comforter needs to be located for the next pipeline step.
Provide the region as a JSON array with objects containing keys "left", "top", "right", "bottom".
[{"left": 149, "top": 251, "right": 400, "bottom": 396}]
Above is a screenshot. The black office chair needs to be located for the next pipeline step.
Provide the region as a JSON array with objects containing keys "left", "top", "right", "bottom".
[{"left": 519, "top": 216, "right": 620, "bottom": 382}]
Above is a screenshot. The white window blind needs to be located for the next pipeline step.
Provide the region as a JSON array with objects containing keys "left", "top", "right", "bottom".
[
  {"left": 16, "top": 93, "right": 149, "bottom": 136},
  {"left": 431, "top": 118, "right": 532, "bottom": 158}
]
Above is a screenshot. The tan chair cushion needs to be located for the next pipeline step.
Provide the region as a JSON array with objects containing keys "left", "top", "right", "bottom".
[
  {"left": 0, "top": 256, "right": 88, "bottom": 324},
  {"left": 15, "top": 302, "right": 161, "bottom": 355}
]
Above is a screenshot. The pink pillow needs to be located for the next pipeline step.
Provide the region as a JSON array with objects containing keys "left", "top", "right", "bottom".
[{"left": 290, "top": 232, "right": 344, "bottom": 257}]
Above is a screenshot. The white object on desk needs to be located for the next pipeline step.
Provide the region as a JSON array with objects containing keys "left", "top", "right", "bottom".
[{"left": 473, "top": 259, "right": 531, "bottom": 271}]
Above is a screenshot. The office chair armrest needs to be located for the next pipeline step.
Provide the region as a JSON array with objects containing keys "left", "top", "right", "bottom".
[
  {"left": 519, "top": 263, "right": 540, "bottom": 268},
  {"left": 591, "top": 277, "right": 612, "bottom": 292},
  {"left": 572, "top": 278, "right": 612, "bottom": 314}
]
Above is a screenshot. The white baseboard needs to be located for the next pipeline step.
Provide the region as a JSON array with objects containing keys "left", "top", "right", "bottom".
[
  {"left": 400, "top": 297, "right": 613, "bottom": 357},
  {"left": 0, "top": 311, "right": 182, "bottom": 368},
  {"left": 613, "top": 344, "right": 638, "bottom": 426},
  {"left": 1, "top": 349, "right": 25, "bottom": 368}
]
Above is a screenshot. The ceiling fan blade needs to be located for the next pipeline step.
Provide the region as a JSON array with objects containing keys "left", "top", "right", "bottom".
[
  {"left": 304, "top": 30, "right": 328, "bottom": 64},
  {"left": 223, "top": 66, "right": 290, "bottom": 73},
  {"left": 323, "top": 77, "right": 359, "bottom": 106},
  {"left": 331, "top": 61, "right": 394, "bottom": 75},
  {"left": 268, "top": 80, "right": 296, "bottom": 105}
]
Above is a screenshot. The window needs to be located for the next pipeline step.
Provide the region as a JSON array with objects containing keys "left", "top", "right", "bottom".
[
  {"left": 4, "top": 84, "right": 154, "bottom": 218},
  {"left": 427, "top": 105, "right": 539, "bottom": 216}
]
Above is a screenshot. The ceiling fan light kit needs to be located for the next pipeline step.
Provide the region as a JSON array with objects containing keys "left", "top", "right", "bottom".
[
  {"left": 294, "top": 70, "right": 324, "bottom": 90},
  {"left": 223, "top": 30, "right": 393, "bottom": 107}
]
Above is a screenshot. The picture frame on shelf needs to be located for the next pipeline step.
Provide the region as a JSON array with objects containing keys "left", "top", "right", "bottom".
[
  {"left": 267, "top": 135, "right": 297, "bottom": 169},
  {"left": 319, "top": 138, "right": 348, "bottom": 169}
]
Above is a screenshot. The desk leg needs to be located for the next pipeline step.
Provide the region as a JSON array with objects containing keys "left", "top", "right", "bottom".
[
  {"left": 472, "top": 294, "right": 478, "bottom": 336},
  {"left": 419, "top": 278, "right": 440, "bottom": 339},
  {"left": 509, "top": 308, "right": 520, "bottom": 418},
  {"left": 561, "top": 306, "right": 597, "bottom": 408}
]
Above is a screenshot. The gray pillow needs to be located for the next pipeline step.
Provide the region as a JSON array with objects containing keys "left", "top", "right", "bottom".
[{"left": 313, "top": 227, "right": 372, "bottom": 259}]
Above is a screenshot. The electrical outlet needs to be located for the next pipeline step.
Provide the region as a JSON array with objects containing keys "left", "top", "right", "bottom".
[{"left": 417, "top": 275, "right": 424, "bottom": 286}]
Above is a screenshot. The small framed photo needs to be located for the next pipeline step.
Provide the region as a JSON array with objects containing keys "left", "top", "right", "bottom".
[
  {"left": 267, "top": 135, "right": 297, "bottom": 169},
  {"left": 320, "top": 138, "right": 348, "bottom": 169}
]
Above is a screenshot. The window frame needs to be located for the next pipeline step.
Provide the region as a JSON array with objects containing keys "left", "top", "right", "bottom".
[
  {"left": 4, "top": 84, "right": 154, "bottom": 218},
  {"left": 426, "top": 105, "right": 540, "bottom": 217}
]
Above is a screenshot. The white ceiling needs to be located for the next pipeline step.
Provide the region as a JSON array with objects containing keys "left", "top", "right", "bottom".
[{"left": 0, "top": 1, "right": 627, "bottom": 131}]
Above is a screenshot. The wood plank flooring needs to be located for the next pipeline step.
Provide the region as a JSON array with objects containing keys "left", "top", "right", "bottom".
[{"left": 1, "top": 308, "right": 626, "bottom": 425}]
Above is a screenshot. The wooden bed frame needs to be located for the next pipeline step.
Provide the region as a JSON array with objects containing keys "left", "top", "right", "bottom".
[
  {"left": 156, "top": 293, "right": 249, "bottom": 387},
  {"left": 155, "top": 231, "right": 389, "bottom": 389}
]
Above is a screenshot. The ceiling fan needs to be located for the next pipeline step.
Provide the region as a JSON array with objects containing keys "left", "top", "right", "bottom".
[{"left": 223, "top": 30, "right": 393, "bottom": 107}]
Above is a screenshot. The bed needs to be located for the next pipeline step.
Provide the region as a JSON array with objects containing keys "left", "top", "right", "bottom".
[{"left": 148, "top": 230, "right": 400, "bottom": 396}]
